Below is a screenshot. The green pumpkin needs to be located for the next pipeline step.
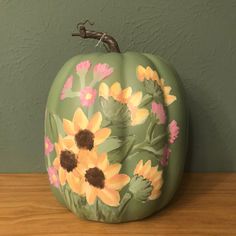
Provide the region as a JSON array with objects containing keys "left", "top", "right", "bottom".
[{"left": 44, "top": 27, "right": 188, "bottom": 223}]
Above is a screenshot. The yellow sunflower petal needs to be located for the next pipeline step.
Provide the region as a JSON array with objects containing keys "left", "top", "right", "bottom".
[
  {"left": 149, "top": 189, "right": 161, "bottom": 200},
  {"left": 87, "top": 112, "right": 102, "bottom": 133},
  {"left": 152, "top": 170, "right": 162, "bottom": 182},
  {"left": 131, "top": 108, "right": 149, "bottom": 126},
  {"left": 146, "top": 167, "right": 157, "bottom": 181},
  {"left": 59, "top": 136, "right": 67, "bottom": 152},
  {"left": 70, "top": 145, "right": 79, "bottom": 155},
  {"left": 119, "top": 87, "right": 132, "bottom": 101},
  {"left": 63, "top": 136, "right": 76, "bottom": 149},
  {"left": 78, "top": 149, "right": 97, "bottom": 167},
  {"left": 77, "top": 149, "right": 88, "bottom": 164},
  {"left": 152, "top": 71, "right": 159, "bottom": 81},
  {"left": 73, "top": 108, "right": 88, "bottom": 131},
  {"left": 158, "top": 78, "right": 165, "bottom": 88},
  {"left": 88, "top": 151, "right": 99, "bottom": 167},
  {"left": 63, "top": 119, "right": 76, "bottom": 136},
  {"left": 86, "top": 185, "right": 97, "bottom": 205},
  {"left": 110, "top": 82, "right": 121, "bottom": 99},
  {"left": 165, "top": 94, "right": 177, "bottom": 106},
  {"left": 72, "top": 168, "right": 80, "bottom": 178},
  {"left": 104, "top": 163, "right": 121, "bottom": 179},
  {"left": 137, "top": 65, "right": 146, "bottom": 81},
  {"left": 141, "top": 160, "right": 152, "bottom": 178},
  {"left": 152, "top": 176, "right": 163, "bottom": 189},
  {"left": 134, "top": 160, "right": 143, "bottom": 175},
  {"left": 105, "top": 174, "right": 130, "bottom": 190},
  {"left": 58, "top": 135, "right": 65, "bottom": 149},
  {"left": 99, "top": 82, "right": 109, "bottom": 100},
  {"left": 76, "top": 162, "right": 87, "bottom": 176},
  {"left": 79, "top": 178, "right": 87, "bottom": 195},
  {"left": 145, "top": 66, "right": 154, "bottom": 80},
  {"left": 153, "top": 167, "right": 162, "bottom": 177},
  {"left": 53, "top": 157, "right": 60, "bottom": 169},
  {"left": 97, "top": 188, "right": 120, "bottom": 207},
  {"left": 163, "top": 86, "right": 171, "bottom": 94},
  {"left": 58, "top": 168, "right": 67, "bottom": 185},
  {"left": 96, "top": 153, "right": 109, "bottom": 171},
  {"left": 94, "top": 128, "right": 111, "bottom": 146},
  {"left": 67, "top": 172, "right": 82, "bottom": 194},
  {"left": 54, "top": 143, "right": 61, "bottom": 157},
  {"left": 128, "top": 91, "right": 143, "bottom": 107}
]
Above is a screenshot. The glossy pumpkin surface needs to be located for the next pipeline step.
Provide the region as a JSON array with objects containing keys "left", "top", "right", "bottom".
[{"left": 45, "top": 52, "right": 188, "bottom": 223}]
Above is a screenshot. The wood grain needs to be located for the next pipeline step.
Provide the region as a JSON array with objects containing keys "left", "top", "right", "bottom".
[{"left": 0, "top": 173, "right": 235, "bottom": 236}]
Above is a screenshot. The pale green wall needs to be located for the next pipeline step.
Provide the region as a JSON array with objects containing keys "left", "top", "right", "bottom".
[{"left": 0, "top": 0, "right": 235, "bottom": 172}]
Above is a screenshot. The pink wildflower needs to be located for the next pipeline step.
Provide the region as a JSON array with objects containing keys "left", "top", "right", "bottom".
[
  {"left": 93, "top": 63, "right": 113, "bottom": 80},
  {"left": 169, "top": 120, "right": 180, "bottom": 144},
  {"left": 60, "top": 76, "right": 73, "bottom": 100},
  {"left": 44, "top": 136, "right": 54, "bottom": 156},
  {"left": 160, "top": 145, "right": 171, "bottom": 167},
  {"left": 47, "top": 166, "right": 60, "bottom": 188},
  {"left": 76, "top": 60, "right": 91, "bottom": 78},
  {"left": 79, "top": 86, "right": 97, "bottom": 107},
  {"left": 151, "top": 101, "right": 166, "bottom": 124}
]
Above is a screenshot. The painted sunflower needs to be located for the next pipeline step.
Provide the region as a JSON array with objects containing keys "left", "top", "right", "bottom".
[
  {"left": 53, "top": 135, "right": 82, "bottom": 194},
  {"left": 99, "top": 82, "right": 149, "bottom": 126},
  {"left": 137, "top": 65, "right": 159, "bottom": 82},
  {"left": 133, "top": 160, "right": 163, "bottom": 200},
  {"left": 137, "top": 65, "right": 176, "bottom": 106},
  {"left": 77, "top": 150, "right": 130, "bottom": 207},
  {"left": 63, "top": 108, "right": 111, "bottom": 151}
]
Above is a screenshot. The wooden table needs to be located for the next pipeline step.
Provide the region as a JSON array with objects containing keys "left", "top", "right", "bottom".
[{"left": 0, "top": 173, "right": 235, "bottom": 235}]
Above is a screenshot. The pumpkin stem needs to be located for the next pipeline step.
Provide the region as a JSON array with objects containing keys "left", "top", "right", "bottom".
[{"left": 72, "top": 22, "right": 121, "bottom": 53}]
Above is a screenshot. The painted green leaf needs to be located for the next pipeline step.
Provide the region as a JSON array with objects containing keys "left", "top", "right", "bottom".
[
  {"left": 107, "top": 135, "right": 135, "bottom": 164},
  {"left": 138, "top": 146, "right": 163, "bottom": 156},
  {"left": 117, "top": 192, "right": 132, "bottom": 217},
  {"left": 129, "top": 175, "right": 153, "bottom": 202},
  {"left": 100, "top": 97, "right": 131, "bottom": 127},
  {"left": 98, "top": 136, "right": 124, "bottom": 153},
  {"left": 153, "top": 90, "right": 164, "bottom": 104},
  {"left": 77, "top": 195, "right": 87, "bottom": 207},
  {"left": 144, "top": 80, "right": 160, "bottom": 95},
  {"left": 139, "top": 93, "right": 153, "bottom": 107},
  {"left": 52, "top": 113, "right": 65, "bottom": 136},
  {"left": 145, "top": 118, "right": 157, "bottom": 142},
  {"left": 95, "top": 200, "right": 118, "bottom": 222},
  {"left": 151, "top": 133, "right": 167, "bottom": 145},
  {"left": 46, "top": 110, "right": 58, "bottom": 142},
  {"left": 46, "top": 111, "right": 65, "bottom": 142},
  {"left": 63, "top": 186, "right": 72, "bottom": 209}
]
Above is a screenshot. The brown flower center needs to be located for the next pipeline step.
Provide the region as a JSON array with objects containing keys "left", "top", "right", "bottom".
[
  {"left": 75, "top": 129, "right": 94, "bottom": 150},
  {"left": 85, "top": 167, "right": 105, "bottom": 189},
  {"left": 60, "top": 150, "right": 77, "bottom": 172}
]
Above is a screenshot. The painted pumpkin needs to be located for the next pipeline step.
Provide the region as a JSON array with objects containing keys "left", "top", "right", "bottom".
[{"left": 44, "top": 23, "right": 188, "bottom": 223}]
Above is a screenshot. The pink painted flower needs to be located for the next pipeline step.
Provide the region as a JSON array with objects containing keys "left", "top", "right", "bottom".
[
  {"left": 169, "top": 120, "right": 180, "bottom": 144},
  {"left": 151, "top": 101, "right": 166, "bottom": 124},
  {"left": 47, "top": 166, "right": 60, "bottom": 188},
  {"left": 60, "top": 93, "right": 65, "bottom": 100},
  {"left": 76, "top": 60, "right": 91, "bottom": 78},
  {"left": 160, "top": 145, "right": 171, "bottom": 167},
  {"left": 79, "top": 86, "right": 97, "bottom": 107},
  {"left": 44, "top": 136, "right": 54, "bottom": 156},
  {"left": 60, "top": 76, "right": 73, "bottom": 100},
  {"left": 93, "top": 63, "right": 113, "bottom": 80}
]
